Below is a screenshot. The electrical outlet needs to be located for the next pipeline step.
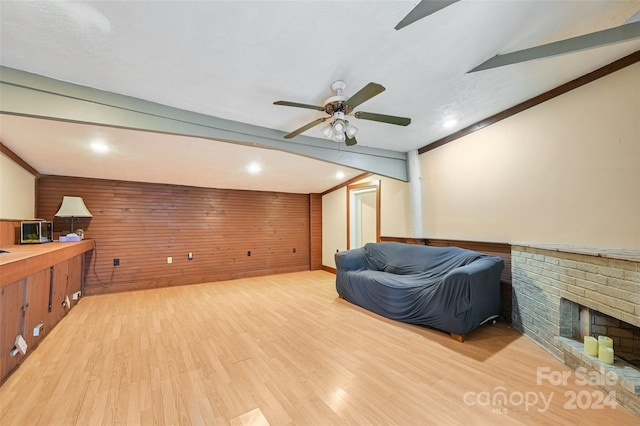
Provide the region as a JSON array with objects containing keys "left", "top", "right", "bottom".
[
  {"left": 72, "top": 291, "right": 81, "bottom": 300},
  {"left": 188, "top": 252, "right": 193, "bottom": 260},
  {"left": 113, "top": 258, "right": 120, "bottom": 266},
  {"left": 167, "top": 257, "right": 172, "bottom": 264},
  {"left": 33, "top": 323, "right": 44, "bottom": 337},
  {"left": 293, "top": 248, "right": 296, "bottom": 253},
  {"left": 247, "top": 251, "right": 251, "bottom": 256}
]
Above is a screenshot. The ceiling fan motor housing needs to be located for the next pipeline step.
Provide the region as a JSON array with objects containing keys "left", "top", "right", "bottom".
[
  {"left": 323, "top": 98, "right": 352, "bottom": 115},
  {"left": 324, "top": 80, "right": 353, "bottom": 115}
]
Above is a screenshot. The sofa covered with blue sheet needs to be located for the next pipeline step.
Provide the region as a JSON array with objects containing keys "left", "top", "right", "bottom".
[{"left": 335, "top": 242, "right": 504, "bottom": 337}]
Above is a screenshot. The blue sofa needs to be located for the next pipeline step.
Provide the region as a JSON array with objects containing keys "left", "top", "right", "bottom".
[{"left": 335, "top": 242, "right": 504, "bottom": 340}]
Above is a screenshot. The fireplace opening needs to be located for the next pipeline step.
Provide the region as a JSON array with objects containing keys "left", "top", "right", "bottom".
[
  {"left": 559, "top": 298, "right": 640, "bottom": 368},
  {"left": 589, "top": 310, "right": 640, "bottom": 368}
]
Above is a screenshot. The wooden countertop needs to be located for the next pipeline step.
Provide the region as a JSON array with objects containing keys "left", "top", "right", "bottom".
[{"left": 0, "top": 239, "right": 95, "bottom": 286}]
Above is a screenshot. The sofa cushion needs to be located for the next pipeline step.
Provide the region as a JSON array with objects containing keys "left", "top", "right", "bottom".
[{"left": 363, "top": 242, "right": 483, "bottom": 276}]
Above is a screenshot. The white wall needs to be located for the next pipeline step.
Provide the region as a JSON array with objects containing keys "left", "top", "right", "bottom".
[
  {"left": 0, "top": 152, "right": 36, "bottom": 219},
  {"left": 322, "top": 186, "right": 347, "bottom": 267},
  {"left": 421, "top": 63, "right": 640, "bottom": 250},
  {"left": 322, "top": 175, "right": 411, "bottom": 268},
  {"left": 379, "top": 175, "right": 411, "bottom": 238}
]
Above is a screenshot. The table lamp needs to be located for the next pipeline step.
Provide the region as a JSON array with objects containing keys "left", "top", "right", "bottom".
[{"left": 54, "top": 196, "right": 93, "bottom": 234}]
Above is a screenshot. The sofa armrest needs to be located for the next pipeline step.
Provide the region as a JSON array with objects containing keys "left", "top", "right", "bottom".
[
  {"left": 447, "top": 257, "right": 503, "bottom": 282},
  {"left": 335, "top": 248, "right": 368, "bottom": 271},
  {"left": 441, "top": 257, "right": 504, "bottom": 313}
]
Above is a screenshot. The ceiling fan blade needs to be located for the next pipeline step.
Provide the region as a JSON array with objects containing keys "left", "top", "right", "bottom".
[
  {"left": 274, "top": 100, "right": 325, "bottom": 111},
  {"left": 355, "top": 111, "right": 411, "bottom": 126},
  {"left": 345, "top": 135, "right": 357, "bottom": 146},
  {"left": 283, "top": 118, "right": 327, "bottom": 139},
  {"left": 469, "top": 21, "right": 640, "bottom": 73},
  {"left": 395, "top": 0, "right": 459, "bottom": 31},
  {"left": 345, "top": 83, "right": 385, "bottom": 109}
]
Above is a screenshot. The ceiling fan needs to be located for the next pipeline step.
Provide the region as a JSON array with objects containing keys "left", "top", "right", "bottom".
[
  {"left": 395, "top": 1, "right": 640, "bottom": 71},
  {"left": 274, "top": 80, "right": 411, "bottom": 146}
]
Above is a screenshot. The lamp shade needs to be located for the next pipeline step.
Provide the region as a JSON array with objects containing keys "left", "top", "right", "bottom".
[{"left": 55, "top": 196, "right": 93, "bottom": 218}]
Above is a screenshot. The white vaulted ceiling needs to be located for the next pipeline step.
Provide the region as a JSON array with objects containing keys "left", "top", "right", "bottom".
[{"left": 1, "top": 1, "right": 639, "bottom": 192}]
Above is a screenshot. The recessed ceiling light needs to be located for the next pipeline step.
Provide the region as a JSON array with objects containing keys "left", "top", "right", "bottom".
[
  {"left": 336, "top": 171, "right": 345, "bottom": 179},
  {"left": 443, "top": 119, "right": 457, "bottom": 129},
  {"left": 247, "top": 163, "right": 261, "bottom": 174},
  {"left": 91, "top": 141, "right": 109, "bottom": 153}
]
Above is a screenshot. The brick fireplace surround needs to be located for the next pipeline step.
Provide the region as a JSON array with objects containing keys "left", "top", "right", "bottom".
[{"left": 511, "top": 245, "right": 640, "bottom": 415}]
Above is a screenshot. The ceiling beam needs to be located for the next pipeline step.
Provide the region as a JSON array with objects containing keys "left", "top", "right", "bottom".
[
  {"left": 394, "top": 0, "right": 459, "bottom": 31},
  {"left": 469, "top": 21, "right": 640, "bottom": 73},
  {"left": 0, "top": 66, "right": 407, "bottom": 181}
]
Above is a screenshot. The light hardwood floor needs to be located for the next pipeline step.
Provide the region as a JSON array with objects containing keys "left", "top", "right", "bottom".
[{"left": 0, "top": 271, "right": 637, "bottom": 425}]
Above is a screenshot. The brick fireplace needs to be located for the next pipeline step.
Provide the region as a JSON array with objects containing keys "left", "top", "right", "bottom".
[{"left": 511, "top": 245, "right": 640, "bottom": 415}]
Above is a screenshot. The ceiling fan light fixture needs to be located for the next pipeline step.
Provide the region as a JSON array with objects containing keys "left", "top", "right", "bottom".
[
  {"left": 321, "top": 124, "right": 334, "bottom": 138},
  {"left": 345, "top": 123, "right": 358, "bottom": 138},
  {"left": 334, "top": 133, "right": 346, "bottom": 143},
  {"left": 333, "top": 119, "right": 346, "bottom": 135}
]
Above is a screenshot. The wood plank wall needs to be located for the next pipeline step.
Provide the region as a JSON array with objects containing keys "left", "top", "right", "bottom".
[
  {"left": 37, "top": 176, "right": 314, "bottom": 295},
  {"left": 380, "top": 236, "right": 512, "bottom": 323},
  {"left": 309, "top": 194, "right": 322, "bottom": 271},
  {"left": 0, "top": 220, "right": 21, "bottom": 246}
]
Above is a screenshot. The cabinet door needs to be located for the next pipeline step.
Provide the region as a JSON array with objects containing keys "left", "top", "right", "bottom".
[
  {"left": 48, "top": 261, "right": 69, "bottom": 324},
  {"left": 24, "top": 269, "right": 50, "bottom": 348},
  {"left": 0, "top": 280, "right": 25, "bottom": 381},
  {"left": 67, "top": 254, "right": 82, "bottom": 306}
]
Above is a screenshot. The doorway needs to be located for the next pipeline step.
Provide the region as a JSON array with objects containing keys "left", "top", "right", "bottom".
[{"left": 347, "top": 181, "right": 380, "bottom": 249}]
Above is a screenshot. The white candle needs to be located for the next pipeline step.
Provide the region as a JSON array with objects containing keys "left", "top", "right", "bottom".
[
  {"left": 584, "top": 336, "right": 598, "bottom": 356},
  {"left": 598, "top": 336, "right": 613, "bottom": 349},
  {"left": 599, "top": 346, "right": 614, "bottom": 364}
]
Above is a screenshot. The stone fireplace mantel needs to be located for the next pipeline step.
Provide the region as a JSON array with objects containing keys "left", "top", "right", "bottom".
[{"left": 513, "top": 243, "right": 640, "bottom": 262}]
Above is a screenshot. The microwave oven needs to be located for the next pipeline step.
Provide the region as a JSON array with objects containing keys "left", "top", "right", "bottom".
[{"left": 21, "top": 221, "right": 53, "bottom": 244}]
